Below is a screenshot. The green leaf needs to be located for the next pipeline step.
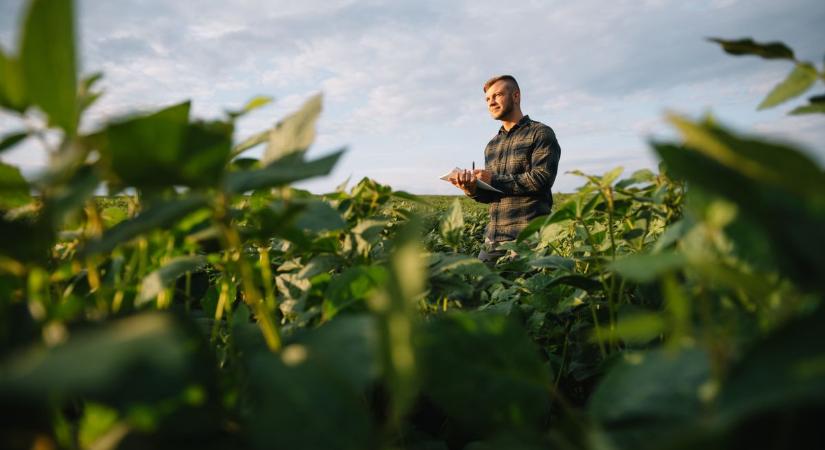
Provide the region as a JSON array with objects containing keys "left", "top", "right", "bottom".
[
  {"left": 78, "top": 72, "right": 104, "bottom": 114},
  {"left": 371, "top": 221, "right": 425, "bottom": 422},
  {"left": 529, "top": 255, "right": 575, "bottom": 271},
  {"left": 137, "top": 256, "right": 207, "bottom": 306},
  {"left": 21, "top": 0, "right": 77, "bottom": 133},
  {"left": 601, "top": 166, "right": 624, "bottom": 187},
  {"left": 103, "top": 101, "right": 190, "bottom": 186},
  {"left": 609, "top": 251, "right": 686, "bottom": 283},
  {"left": 440, "top": 198, "right": 464, "bottom": 248},
  {"left": 230, "top": 129, "right": 269, "bottom": 158},
  {"left": 391, "top": 190, "right": 424, "bottom": 203},
  {"left": 244, "top": 344, "right": 373, "bottom": 450},
  {"left": 550, "top": 274, "right": 603, "bottom": 292},
  {"left": 789, "top": 94, "right": 825, "bottom": 115},
  {"left": 665, "top": 114, "right": 825, "bottom": 197},
  {"left": 322, "top": 267, "right": 387, "bottom": 320},
  {"left": 100, "top": 206, "right": 127, "bottom": 228},
  {"left": 0, "top": 162, "right": 32, "bottom": 210},
  {"left": 0, "top": 130, "right": 28, "bottom": 155},
  {"left": 717, "top": 307, "right": 825, "bottom": 423},
  {"left": 294, "top": 315, "right": 381, "bottom": 391},
  {"left": 296, "top": 254, "right": 341, "bottom": 279},
  {"left": 224, "top": 149, "right": 344, "bottom": 194},
  {"left": 589, "top": 349, "right": 710, "bottom": 448},
  {"left": 551, "top": 199, "right": 578, "bottom": 222},
  {"left": 226, "top": 95, "right": 273, "bottom": 119},
  {"left": 263, "top": 93, "right": 322, "bottom": 164},
  {"left": 0, "top": 50, "right": 27, "bottom": 111},
  {"left": 81, "top": 196, "right": 209, "bottom": 256},
  {"left": 294, "top": 199, "right": 346, "bottom": 232},
  {"left": 789, "top": 103, "right": 825, "bottom": 114},
  {"left": 516, "top": 215, "right": 547, "bottom": 242},
  {"left": 102, "top": 102, "right": 232, "bottom": 188},
  {"left": 654, "top": 120, "right": 825, "bottom": 292},
  {"left": 78, "top": 403, "right": 119, "bottom": 450},
  {"left": 622, "top": 228, "right": 645, "bottom": 240},
  {"left": 0, "top": 312, "right": 209, "bottom": 405},
  {"left": 416, "top": 312, "right": 552, "bottom": 435},
  {"left": 758, "top": 63, "right": 818, "bottom": 109},
  {"left": 593, "top": 311, "right": 665, "bottom": 344},
  {"left": 178, "top": 120, "right": 233, "bottom": 186},
  {"left": 430, "top": 254, "right": 490, "bottom": 277},
  {"left": 708, "top": 37, "right": 795, "bottom": 60}
]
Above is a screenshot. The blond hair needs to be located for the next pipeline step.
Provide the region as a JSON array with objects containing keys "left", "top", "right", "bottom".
[{"left": 483, "top": 75, "right": 520, "bottom": 93}]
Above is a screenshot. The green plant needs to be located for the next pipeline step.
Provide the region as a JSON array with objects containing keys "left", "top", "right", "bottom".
[{"left": 1, "top": 2, "right": 823, "bottom": 449}]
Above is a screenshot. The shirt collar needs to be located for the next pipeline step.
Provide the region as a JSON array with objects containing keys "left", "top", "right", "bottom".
[{"left": 498, "top": 114, "right": 531, "bottom": 135}]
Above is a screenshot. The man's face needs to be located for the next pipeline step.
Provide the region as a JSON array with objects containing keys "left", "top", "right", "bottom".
[{"left": 485, "top": 80, "right": 518, "bottom": 120}]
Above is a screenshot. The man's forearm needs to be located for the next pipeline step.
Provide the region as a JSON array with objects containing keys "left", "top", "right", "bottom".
[
  {"left": 467, "top": 187, "right": 497, "bottom": 203},
  {"left": 490, "top": 169, "right": 554, "bottom": 195}
]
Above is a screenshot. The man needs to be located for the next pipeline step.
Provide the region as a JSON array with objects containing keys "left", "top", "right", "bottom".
[{"left": 450, "top": 75, "right": 561, "bottom": 263}]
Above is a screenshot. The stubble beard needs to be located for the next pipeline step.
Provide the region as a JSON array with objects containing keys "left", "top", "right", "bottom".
[{"left": 491, "top": 103, "right": 512, "bottom": 120}]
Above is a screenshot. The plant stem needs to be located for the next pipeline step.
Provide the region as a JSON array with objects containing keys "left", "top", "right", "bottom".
[
  {"left": 258, "top": 245, "right": 277, "bottom": 312},
  {"left": 214, "top": 194, "right": 281, "bottom": 351},
  {"left": 590, "top": 303, "right": 607, "bottom": 359},
  {"left": 211, "top": 274, "right": 230, "bottom": 342}
]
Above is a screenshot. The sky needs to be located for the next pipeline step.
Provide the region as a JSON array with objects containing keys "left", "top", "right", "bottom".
[{"left": 1, "top": 0, "right": 824, "bottom": 194}]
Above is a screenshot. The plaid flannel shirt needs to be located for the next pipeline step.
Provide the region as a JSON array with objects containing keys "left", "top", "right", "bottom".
[{"left": 469, "top": 115, "right": 561, "bottom": 242}]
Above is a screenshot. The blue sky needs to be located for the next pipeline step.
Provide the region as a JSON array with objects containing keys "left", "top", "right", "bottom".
[{"left": 1, "top": 0, "right": 824, "bottom": 194}]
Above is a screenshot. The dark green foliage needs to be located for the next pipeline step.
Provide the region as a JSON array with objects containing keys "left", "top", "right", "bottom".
[
  {"left": 416, "top": 312, "right": 552, "bottom": 436},
  {"left": 0, "top": 4, "right": 823, "bottom": 448}
]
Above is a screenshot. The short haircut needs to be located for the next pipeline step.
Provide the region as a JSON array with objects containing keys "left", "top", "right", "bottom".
[{"left": 483, "top": 75, "right": 520, "bottom": 93}]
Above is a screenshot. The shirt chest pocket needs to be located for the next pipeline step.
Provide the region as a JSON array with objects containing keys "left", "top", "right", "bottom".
[{"left": 504, "top": 143, "right": 532, "bottom": 173}]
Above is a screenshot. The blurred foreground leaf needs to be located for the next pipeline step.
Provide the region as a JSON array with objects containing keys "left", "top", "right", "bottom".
[
  {"left": 589, "top": 349, "right": 710, "bottom": 449},
  {"left": 0, "top": 162, "right": 32, "bottom": 210},
  {"left": 718, "top": 307, "right": 825, "bottom": 422},
  {"left": 21, "top": 0, "right": 77, "bottom": 133},
  {"left": 243, "top": 316, "right": 377, "bottom": 450},
  {"left": 416, "top": 312, "right": 551, "bottom": 436},
  {"left": 609, "top": 252, "right": 685, "bottom": 283},
  {"left": 0, "top": 312, "right": 208, "bottom": 404},
  {"left": 654, "top": 118, "right": 825, "bottom": 292},
  {"left": 0, "top": 50, "right": 27, "bottom": 111},
  {"left": 225, "top": 149, "right": 344, "bottom": 194},
  {"left": 263, "top": 93, "right": 322, "bottom": 164},
  {"left": 102, "top": 102, "right": 232, "bottom": 188}
]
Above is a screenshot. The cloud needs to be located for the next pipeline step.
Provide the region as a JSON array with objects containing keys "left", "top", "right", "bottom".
[{"left": 1, "top": 0, "right": 824, "bottom": 195}]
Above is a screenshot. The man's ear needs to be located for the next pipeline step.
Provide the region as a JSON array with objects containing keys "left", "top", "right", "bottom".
[{"left": 513, "top": 89, "right": 521, "bottom": 105}]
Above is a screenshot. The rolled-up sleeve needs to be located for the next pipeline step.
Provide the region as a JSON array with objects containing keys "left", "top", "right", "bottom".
[{"left": 490, "top": 129, "right": 560, "bottom": 195}]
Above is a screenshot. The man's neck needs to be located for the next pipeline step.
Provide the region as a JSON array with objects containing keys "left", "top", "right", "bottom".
[{"left": 500, "top": 111, "right": 525, "bottom": 131}]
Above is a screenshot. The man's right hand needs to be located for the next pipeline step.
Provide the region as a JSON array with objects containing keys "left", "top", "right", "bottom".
[{"left": 450, "top": 169, "right": 477, "bottom": 195}]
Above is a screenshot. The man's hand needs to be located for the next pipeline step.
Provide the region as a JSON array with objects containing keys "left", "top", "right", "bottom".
[
  {"left": 473, "top": 169, "right": 492, "bottom": 184},
  {"left": 449, "top": 169, "right": 477, "bottom": 195}
]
